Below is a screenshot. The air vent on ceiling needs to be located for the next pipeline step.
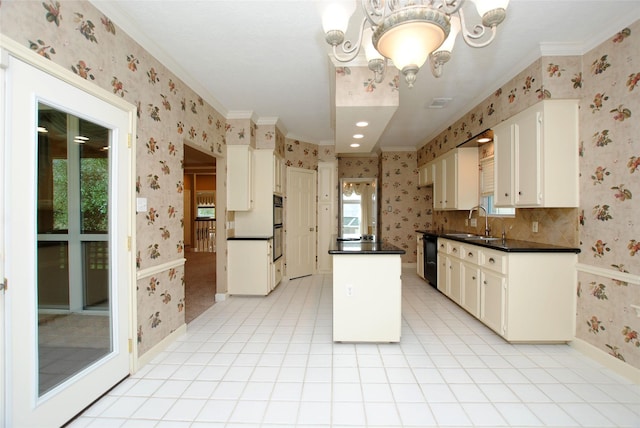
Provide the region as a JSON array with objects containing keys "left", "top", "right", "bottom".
[{"left": 426, "top": 97, "right": 453, "bottom": 109}]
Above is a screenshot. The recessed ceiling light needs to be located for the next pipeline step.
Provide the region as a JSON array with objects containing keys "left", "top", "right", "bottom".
[
  {"left": 356, "top": 121, "right": 368, "bottom": 127},
  {"left": 350, "top": 143, "right": 360, "bottom": 148},
  {"left": 477, "top": 137, "right": 492, "bottom": 143},
  {"left": 353, "top": 134, "right": 364, "bottom": 139}
]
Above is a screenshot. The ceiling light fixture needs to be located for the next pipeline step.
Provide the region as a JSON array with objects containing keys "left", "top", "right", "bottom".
[
  {"left": 353, "top": 134, "right": 364, "bottom": 139},
  {"left": 321, "top": 0, "right": 509, "bottom": 88},
  {"left": 350, "top": 143, "right": 361, "bottom": 148},
  {"left": 356, "top": 121, "right": 369, "bottom": 127}
]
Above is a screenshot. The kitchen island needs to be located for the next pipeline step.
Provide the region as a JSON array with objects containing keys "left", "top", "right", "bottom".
[{"left": 329, "top": 239, "right": 405, "bottom": 343}]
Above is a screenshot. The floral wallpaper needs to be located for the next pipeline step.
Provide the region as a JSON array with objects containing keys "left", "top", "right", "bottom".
[
  {"left": 285, "top": 138, "right": 319, "bottom": 170},
  {"left": 577, "top": 21, "right": 639, "bottom": 369},
  {"left": 338, "top": 156, "right": 380, "bottom": 178},
  {"left": 0, "top": 0, "right": 226, "bottom": 356},
  {"left": 418, "top": 21, "right": 640, "bottom": 371},
  {"left": 380, "top": 152, "right": 432, "bottom": 263}
]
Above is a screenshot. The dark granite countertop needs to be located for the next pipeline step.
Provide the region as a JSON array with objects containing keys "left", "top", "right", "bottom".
[
  {"left": 329, "top": 239, "right": 406, "bottom": 255},
  {"left": 415, "top": 229, "right": 580, "bottom": 253}
]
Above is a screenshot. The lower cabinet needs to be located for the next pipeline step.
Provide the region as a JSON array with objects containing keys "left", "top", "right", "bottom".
[
  {"left": 228, "top": 239, "right": 282, "bottom": 295},
  {"left": 437, "top": 238, "right": 576, "bottom": 342},
  {"left": 416, "top": 234, "right": 425, "bottom": 279},
  {"left": 461, "top": 261, "right": 480, "bottom": 318}
]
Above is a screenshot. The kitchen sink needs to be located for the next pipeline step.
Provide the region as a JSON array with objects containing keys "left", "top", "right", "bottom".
[
  {"left": 444, "top": 233, "right": 479, "bottom": 238},
  {"left": 465, "top": 236, "right": 502, "bottom": 241}
]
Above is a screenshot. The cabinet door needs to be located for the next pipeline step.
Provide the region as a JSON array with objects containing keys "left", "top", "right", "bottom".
[
  {"left": 228, "top": 240, "right": 271, "bottom": 295},
  {"left": 493, "top": 121, "right": 514, "bottom": 207},
  {"left": 433, "top": 159, "right": 445, "bottom": 210},
  {"left": 443, "top": 152, "right": 457, "bottom": 210},
  {"left": 448, "top": 256, "right": 462, "bottom": 304},
  {"left": 436, "top": 250, "right": 448, "bottom": 294},
  {"left": 514, "top": 106, "right": 542, "bottom": 206},
  {"left": 480, "top": 270, "right": 506, "bottom": 335},
  {"left": 416, "top": 234, "right": 425, "bottom": 279},
  {"left": 227, "top": 145, "right": 253, "bottom": 210},
  {"left": 461, "top": 262, "right": 480, "bottom": 318},
  {"left": 273, "top": 154, "right": 284, "bottom": 195}
]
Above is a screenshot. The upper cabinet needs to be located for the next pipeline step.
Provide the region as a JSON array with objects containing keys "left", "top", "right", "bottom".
[
  {"left": 493, "top": 100, "right": 579, "bottom": 208},
  {"left": 226, "top": 145, "right": 254, "bottom": 211},
  {"left": 432, "top": 147, "right": 479, "bottom": 211},
  {"left": 274, "top": 153, "right": 284, "bottom": 195},
  {"left": 234, "top": 149, "right": 279, "bottom": 236},
  {"left": 417, "top": 163, "right": 434, "bottom": 187}
]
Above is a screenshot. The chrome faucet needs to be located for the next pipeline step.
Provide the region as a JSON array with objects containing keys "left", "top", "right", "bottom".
[{"left": 469, "top": 205, "right": 490, "bottom": 236}]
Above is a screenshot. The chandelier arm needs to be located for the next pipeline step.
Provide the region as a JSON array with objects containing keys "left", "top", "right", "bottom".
[
  {"left": 458, "top": 9, "right": 498, "bottom": 48},
  {"left": 362, "top": 0, "right": 385, "bottom": 27},
  {"left": 330, "top": 16, "right": 369, "bottom": 63},
  {"left": 435, "top": 0, "right": 464, "bottom": 15}
]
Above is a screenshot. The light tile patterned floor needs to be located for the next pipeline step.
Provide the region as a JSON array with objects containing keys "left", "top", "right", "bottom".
[{"left": 70, "top": 269, "right": 640, "bottom": 427}]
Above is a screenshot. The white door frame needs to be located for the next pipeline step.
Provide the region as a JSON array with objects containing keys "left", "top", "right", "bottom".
[
  {"left": 0, "top": 43, "right": 8, "bottom": 428},
  {"left": 1, "top": 39, "right": 137, "bottom": 426}
]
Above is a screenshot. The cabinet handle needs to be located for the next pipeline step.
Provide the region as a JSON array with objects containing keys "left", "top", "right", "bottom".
[
  {"left": 472, "top": 276, "right": 476, "bottom": 280},
  {"left": 489, "top": 257, "right": 495, "bottom": 264},
  {"left": 483, "top": 280, "right": 487, "bottom": 285},
  {"left": 468, "top": 252, "right": 473, "bottom": 257},
  {"left": 505, "top": 193, "right": 508, "bottom": 197},
  {"left": 518, "top": 191, "right": 522, "bottom": 195},
  {"left": 453, "top": 248, "right": 457, "bottom": 253}
]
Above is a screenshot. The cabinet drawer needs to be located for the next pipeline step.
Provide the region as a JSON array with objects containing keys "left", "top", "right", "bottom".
[
  {"left": 437, "top": 239, "right": 448, "bottom": 254},
  {"left": 480, "top": 249, "right": 507, "bottom": 274},
  {"left": 461, "top": 244, "right": 479, "bottom": 264},
  {"left": 447, "top": 241, "right": 462, "bottom": 258}
]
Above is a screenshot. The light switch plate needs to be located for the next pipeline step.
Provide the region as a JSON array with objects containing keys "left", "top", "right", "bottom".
[{"left": 136, "top": 197, "right": 147, "bottom": 213}]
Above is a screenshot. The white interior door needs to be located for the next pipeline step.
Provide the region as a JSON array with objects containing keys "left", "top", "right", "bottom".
[
  {"left": 3, "top": 55, "right": 133, "bottom": 427},
  {"left": 286, "top": 167, "right": 316, "bottom": 279}
]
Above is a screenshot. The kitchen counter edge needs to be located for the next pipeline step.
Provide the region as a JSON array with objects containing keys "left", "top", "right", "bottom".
[
  {"left": 416, "top": 230, "right": 580, "bottom": 253},
  {"left": 329, "top": 240, "right": 406, "bottom": 255}
]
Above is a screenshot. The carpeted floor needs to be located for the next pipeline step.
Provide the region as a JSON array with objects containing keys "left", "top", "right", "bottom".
[{"left": 184, "top": 249, "right": 217, "bottom": 324}]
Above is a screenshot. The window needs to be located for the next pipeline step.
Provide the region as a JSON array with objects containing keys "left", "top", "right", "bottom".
[{"left": 480, "top": 156, "right": 515, "bottom": 216}]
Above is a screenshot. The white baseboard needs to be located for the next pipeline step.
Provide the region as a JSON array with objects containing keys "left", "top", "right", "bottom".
[
  {"left": 134, "top": 323, "right": 187, "bottom": 372},
  {"left": 570, "top": 338, "right": 640, "bottom": 384},
  {"left": 215, "top": 293, "right": 227, "bottom": 302}
]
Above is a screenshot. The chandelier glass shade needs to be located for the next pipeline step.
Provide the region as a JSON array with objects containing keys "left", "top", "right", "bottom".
[{"left": 321, "top": 0, "right": 509, "bottom": 87}]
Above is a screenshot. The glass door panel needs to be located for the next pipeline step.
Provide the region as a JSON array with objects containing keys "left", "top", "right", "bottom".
[{"left": 36, "top": 103, "right": 112, "bottom": 397}]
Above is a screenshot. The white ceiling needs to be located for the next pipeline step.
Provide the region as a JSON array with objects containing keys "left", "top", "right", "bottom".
[{"left": 91, "top": 1, "right": 640, "bottom": 153}]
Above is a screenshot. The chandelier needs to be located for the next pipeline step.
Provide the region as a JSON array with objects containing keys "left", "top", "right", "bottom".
[{"left": 321, "top": 0, "right": 509, "bottom": 87}]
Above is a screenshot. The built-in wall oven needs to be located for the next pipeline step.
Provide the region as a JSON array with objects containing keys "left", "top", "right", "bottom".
[
  {"left": 273, "top": 195, "right": 283, "bottom": 261},
  {"left": 423, "top": 232, "right": 437, "bottom": 287}
]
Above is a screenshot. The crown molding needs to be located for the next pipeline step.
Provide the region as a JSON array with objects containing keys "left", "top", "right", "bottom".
[{"left": 226, "top": 110, "right": 258, "bottom": 123}]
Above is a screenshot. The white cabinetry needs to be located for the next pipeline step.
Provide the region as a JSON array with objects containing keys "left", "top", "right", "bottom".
[
  {"left": 274, "top": 154, "right": 284, "bottom": 195},
  {"left": 493, "top": 99, "right": 579, "bottom": 208},
  {"left": 228, "top": 239, "right": 280, "bottom": 295},
  {"left": 226, "top": 145, "right": 253, "bottom": 211},
  {"left": 416, "top": 234, "right": 425, "bottom": 279},
  {"left": 317, "top": 161, "right": 337, "bottom": 274},
  {"left": 332, "top": 253, "right": 402, "bottom": 342},
  {"left": 417, "top": 163, "right": 434, "bottom": 187},
  {"left": 234, "top": 149, "right": 276, "bottom": 236},
  {"left": 437, "top": 238, "right": 576, "bottom": 342},
  {"left": 432, "top": 148, "right": 479, "bottom": 210}
]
